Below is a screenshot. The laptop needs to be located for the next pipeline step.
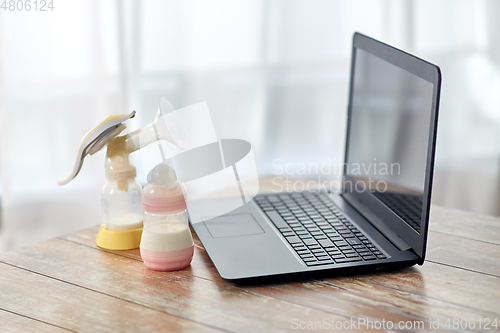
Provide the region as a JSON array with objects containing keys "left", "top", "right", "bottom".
[{"left": 191, "top": 32, "right": 441, "bottom": 282}]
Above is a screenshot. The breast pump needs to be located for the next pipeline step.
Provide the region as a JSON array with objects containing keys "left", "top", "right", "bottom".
[{"left": 58, "top": 98, "right": 188, "bottom": 251}]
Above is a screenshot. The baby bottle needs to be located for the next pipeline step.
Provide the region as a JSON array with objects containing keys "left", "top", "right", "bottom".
[
  {"left": 101, "top": 154, "right": 143, "bottom": 231},
  {"left": 140, "top": 163, "right": 194, "bottom": 271}
]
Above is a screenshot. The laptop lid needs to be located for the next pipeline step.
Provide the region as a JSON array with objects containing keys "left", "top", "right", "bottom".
[{"left": 342, "top": 33, "right": 441, "bottom": 262}]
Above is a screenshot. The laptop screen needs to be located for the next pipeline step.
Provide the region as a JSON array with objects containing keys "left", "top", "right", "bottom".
[{"left": 345, "top": 47, "right": 434, "bottom": 235}]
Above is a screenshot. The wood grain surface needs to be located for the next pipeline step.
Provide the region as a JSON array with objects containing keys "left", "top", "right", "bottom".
[{"left": 0, "top": 178, "right": 499, "bottom": 332}]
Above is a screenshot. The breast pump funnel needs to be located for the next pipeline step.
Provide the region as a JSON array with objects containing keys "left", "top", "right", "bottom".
[{"left": 126, "top": 97, "right": 187, "bottom": 152}]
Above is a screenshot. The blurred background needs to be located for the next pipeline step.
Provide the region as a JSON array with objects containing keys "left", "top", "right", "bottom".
[{"left": 0, "top": 0, "right": 499, "bottom": 252}]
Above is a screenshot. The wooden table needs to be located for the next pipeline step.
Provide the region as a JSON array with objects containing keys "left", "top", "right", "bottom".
[{"left": 1, "top": 182, "right": 499, "bottom": 332}]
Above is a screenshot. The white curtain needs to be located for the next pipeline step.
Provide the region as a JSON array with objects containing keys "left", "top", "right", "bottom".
[{"left": 0, "top": 0, "right": 499, "bottom": 251}]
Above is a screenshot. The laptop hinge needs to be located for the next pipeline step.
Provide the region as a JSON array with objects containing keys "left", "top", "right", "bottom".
[{"left": 342, "top": 193, "right": 412, "bottom": 251}]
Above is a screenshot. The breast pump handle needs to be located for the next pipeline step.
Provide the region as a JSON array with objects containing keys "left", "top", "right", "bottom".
[{"left": 58, "top": 97, "right": 187, "bottom": 186}]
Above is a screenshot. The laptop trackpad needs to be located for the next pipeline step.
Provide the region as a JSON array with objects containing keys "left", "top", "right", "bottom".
[{"left": 204, "top": 214, "right": 265, "bottom": 238}]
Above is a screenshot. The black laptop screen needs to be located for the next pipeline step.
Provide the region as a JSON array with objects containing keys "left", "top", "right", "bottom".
[{"left": 345, "top": 48, "right": 434, "bottom": 234}]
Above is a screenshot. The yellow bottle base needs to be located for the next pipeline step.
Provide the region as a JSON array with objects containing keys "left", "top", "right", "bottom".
[{"left": 96, "top": 224, "right": 143, "bottom": 250}]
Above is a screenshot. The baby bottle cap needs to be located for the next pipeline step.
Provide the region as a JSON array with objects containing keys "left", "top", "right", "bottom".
[
  {"left": 147, "top": 162, "right": 177, "bottom": 186},
  {"left": 143, "top": 163, "right": 187, "bottom": 214}
]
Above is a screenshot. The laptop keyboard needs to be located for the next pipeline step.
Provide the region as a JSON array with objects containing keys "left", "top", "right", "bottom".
[
  {"left": 372, "top": 192, "right": 422, "bottom": 233},
  {"left": 254, "top": 192, "right": 387, "bottom": 266}
]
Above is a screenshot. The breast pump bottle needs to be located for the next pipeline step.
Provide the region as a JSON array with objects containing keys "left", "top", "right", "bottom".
[
  {"left": 101, "top": 151, "right": 143, "bottom": 231},
  {"left": 140, "top": 163, "right": 194, "bottom": 271}
]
